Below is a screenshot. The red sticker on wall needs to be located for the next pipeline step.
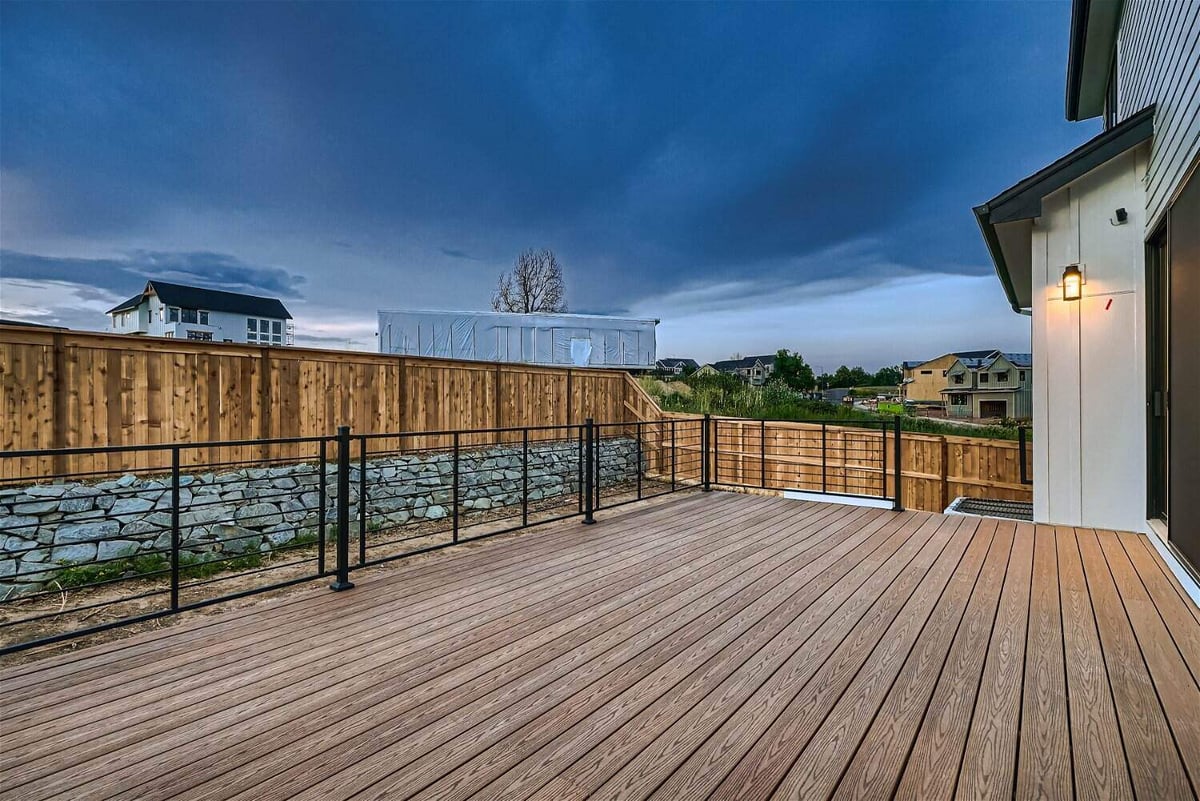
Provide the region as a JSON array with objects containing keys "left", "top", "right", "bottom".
[{"left": 1105, "top": 298, "right": 1113, "bottom": 310}]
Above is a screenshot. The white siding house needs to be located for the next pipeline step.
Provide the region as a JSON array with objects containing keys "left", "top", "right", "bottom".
[
  {"left": 108, "top": 281, "right": 294, "bottom": 345},
  {"left": 976, "top": 0, "right": 1200, "bottom": 593}
]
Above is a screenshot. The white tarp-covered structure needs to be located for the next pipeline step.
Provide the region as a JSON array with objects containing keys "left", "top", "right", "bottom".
[{"left": 377, "top": 310, "right": 657, "bottom": 369}]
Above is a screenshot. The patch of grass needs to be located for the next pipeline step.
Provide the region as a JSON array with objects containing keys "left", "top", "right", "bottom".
[{"left": 51, "top": 544, "right": 268, "bottom": 589}]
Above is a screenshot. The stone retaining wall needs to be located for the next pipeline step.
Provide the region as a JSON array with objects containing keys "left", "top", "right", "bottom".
[{"left": 0, "top": 439, "right": 639, "bottom": 598}]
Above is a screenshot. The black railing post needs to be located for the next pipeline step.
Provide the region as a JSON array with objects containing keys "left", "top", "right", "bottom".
[
  {"left": 761, "top": 419, "right": 767, "bottom": 489},
  {"left": 170, "top": 445, "right": 180, "bottom": 611},
  {"left": 330, "top": 425, "right": 355, "bottom": 591},
  {"left": 522, "top": 428, "right": 530, "bottom": 527},
  {"left": 452, "top": 432, "right": 460, "bottom": 543},
  {"left": 583, "top": 418, "right": 595, "bottom": 524},
  {"left": 821, "top": 422, "right": 828, "bottom": 494},
  {"left": 317, "top": 438, "right": 327, "bottom": 575},
  {"left": 358, "top": 435, "right": 367, "bottom": 565},
  {"left": 636, "top": 421, "right": 643, "bottom": 500},
  {"left": 701, "top": 414, "right": 711, "bottom": 492},
  {"left": 893, "top": 415, "right": 904, "bottom": 512}
]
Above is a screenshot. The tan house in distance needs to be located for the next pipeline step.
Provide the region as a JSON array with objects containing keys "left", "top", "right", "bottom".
[{"left": 900, "top": 349, "right": 998, "bottom": 403}]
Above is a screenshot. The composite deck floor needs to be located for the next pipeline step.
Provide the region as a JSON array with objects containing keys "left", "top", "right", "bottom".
[{"left": 3, "top": 492, "right": 1200, "bottom": 800}]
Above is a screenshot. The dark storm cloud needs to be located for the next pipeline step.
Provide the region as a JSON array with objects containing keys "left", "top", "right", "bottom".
[
  {"left": 0, "top": 250, "right": 305, "bottom": 299},
  {"left": 1, "top": 1, "right": 1092, "bottom": 338}
]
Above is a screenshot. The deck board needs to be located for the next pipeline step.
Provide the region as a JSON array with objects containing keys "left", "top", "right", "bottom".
[{"left": 2, "top": 493, "right": 1199, "bottom": 801}]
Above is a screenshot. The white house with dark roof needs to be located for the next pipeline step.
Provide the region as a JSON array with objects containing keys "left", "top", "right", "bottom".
[
  {"left": 974, "top": 0, "right": 1199, "bottom": 589},
  {"left": 107, "top": 280, "right": 294, "bottom": 345},
  {"left": 940, "top": 351, "right": 1032, "bottom": 420}
]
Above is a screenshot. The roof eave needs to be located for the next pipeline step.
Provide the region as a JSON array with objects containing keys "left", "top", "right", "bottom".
[
  {"left": 1066, "top": 0, "right": 1124, "bottom": 122},
  {"left": 974, "top": 205, "right": 1028, "bottom": 316}
]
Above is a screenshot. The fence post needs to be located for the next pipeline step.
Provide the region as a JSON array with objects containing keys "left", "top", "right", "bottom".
[
  {"left": 821, "top": 422, "right": 828, "bottom": 494},
  {"left": 892, "top": 416, "right": 904, "bottom": 512},
  {"left": 330, "top": 425, "right": 355, "bottom": 591},
  {"left": 1018, "top": 425, "right": 1032, "bottom": 485},
  {"left": 582, "top": 419, "right": 595, "bottom": 523},
  {"left": 170, "top": 446, "right": 180, "bottom": 611},
  {"left": 701, "top": 414, "right": 711, "bottom": 492},
  {"left": 761, "top": 419, "right": 767, "bottom": 489},
  {"left": 452, "top": 431, "right": 460, "bottom": 543},
  {"left": 670, "top": 419, "right": 677, "bottom": 491}
]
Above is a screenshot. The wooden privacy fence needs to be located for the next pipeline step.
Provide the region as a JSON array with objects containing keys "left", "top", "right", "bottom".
[
  {"left": 1, "top": 325, "right": 1033, "bottom": 512},
  {"left": 626, "top": 404, "right": 1033, "bottom": 514},
  {"left": 0, "top": 326, "right": 632, "bottom": 478}
]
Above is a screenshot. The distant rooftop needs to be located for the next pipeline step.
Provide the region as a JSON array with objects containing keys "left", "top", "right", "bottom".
[{"left": 108, "top": 280, "right": 293, "bottom": 320}]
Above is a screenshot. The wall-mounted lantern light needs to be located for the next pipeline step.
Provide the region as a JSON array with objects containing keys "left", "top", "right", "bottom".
[{"left": 1062, "top": 264, "right": 1083, "bottom": 301}]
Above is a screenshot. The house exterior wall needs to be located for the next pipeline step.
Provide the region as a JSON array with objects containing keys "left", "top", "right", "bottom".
[
  {"left": 1030, "top": 145, "right": 1149, "bottom": 531},
  {"left": 1113, "top": 0, "right": 1200, "bottom": 232},
  {"left": 109, "top": 298, "right": 289, "bottom": 345},
  {"left": 902, "top": 354, "right": 959, "bottom": 402}
]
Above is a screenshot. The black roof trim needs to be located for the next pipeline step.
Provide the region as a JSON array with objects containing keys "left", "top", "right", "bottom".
[
  {"left": 106, "top": 280, "right": 293, "bottom": 319},
  {"left": 108, "top": 293, "right": 145, "bottom": 314},
  {"left": 1065, "top": 0, "right": 1124, "bottom": 122},
  {"left": 974, "top": 105, "right": 1153, "bottom": 314},
  {"left": 985, "top": 104, "right": 1153, "bottom": 224}
]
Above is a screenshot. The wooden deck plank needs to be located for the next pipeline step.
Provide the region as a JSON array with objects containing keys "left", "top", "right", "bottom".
[
  {"left": 4, "top": 495, "right": 772, "bottom": 774},
  {"left": 6, "top": 497, "right": 813, "bottom": 797},
  {"left": 0, "top": 496, "right": 1196, "bottom": 801},
  {"left": 1078, "top": 529, "right": 1195, "bottom": 800},
  {"left": 635, "top": 515, "right": 963, "bottom": 801},
  {"left": 1015, "top": 525, "right": 1072, "bottom": 801},
  {"left": 954, "top": 521, "right": 1035, "bottom": 801},
  {"left": 1, "top": 492, "right": 726, "bottom": 703},
  {"left": 851, "top": 520, "right": 1016, "bottom": 801},
  {"left": 262, "top": 508, "right": 895, "bottom": 801},
  {"left": 1056, "top": 527, "right": 1134, "bottom": 801},
  {"left": 1097, "top": 530, "right": 1200, "bottom": 796},
  {"left": 358, "top": 509, "right": 917, "bottom": 801},
  {"left": 769, "top": 517, "right": 996, "bottom": 800},
  {"left": 431, "top": 510, "right": 931, "bottom": 801},
  {"left": 3, "top": 496, "right": 779, "bottom": 786},
  {"left": 1119, "top": 530, "right": 1200, "bottom": 684}
]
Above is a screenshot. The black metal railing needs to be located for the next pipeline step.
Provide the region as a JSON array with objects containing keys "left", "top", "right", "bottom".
[
  {"left": 0, "top": 414, "right": 896, "bottom": 655},
  {"left": 0, "top": 418, "right": 705, "bottom": 655},
  {"left": 706, "top": 415, "right": 903, "bottom": 510}
]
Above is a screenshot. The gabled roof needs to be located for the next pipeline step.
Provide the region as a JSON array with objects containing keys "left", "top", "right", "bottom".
[
  {"left": 974, "top": 106, "right": 1155, "bottom": 313},
  {"left": 711, "top": 354, "right": 777, "bottom": 371},
  {"left": 107, "top": 280, "right": 293, "bottom": 320},
  {"left": 657, "top": 358, "right": 699, "bottom": 369},
  {"left": 905, "top": 349, "right": 1013, "bottom": 370}
]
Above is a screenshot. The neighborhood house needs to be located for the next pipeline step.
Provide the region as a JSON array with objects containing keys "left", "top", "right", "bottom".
[
  {"left": 107, "top": 280, "right": 294, "bottom": 345},
  {"left": 941, "top": 351, "right": 1032, "bottom": 420}
]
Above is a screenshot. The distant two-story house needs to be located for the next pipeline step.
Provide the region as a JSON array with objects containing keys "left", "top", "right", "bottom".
[
  {"left": 940, "top": 352, "right": 1032, "bottom": 420},
  {"left": 900, "top": 349, "right": 1000, "bottom": 403},
  {"left": 701, "top": 355, "right": 777, "bottom": 386},
  {"left": 655, "top": 358, "right": 699, "bottom": 375},
  {"left": 107, "top": 281, "right": 294, "bottom": 346}
]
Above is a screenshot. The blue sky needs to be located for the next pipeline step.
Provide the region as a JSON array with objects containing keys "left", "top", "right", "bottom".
[{"left": 0, "top": 1, "right": 1095, "bottom": 367}]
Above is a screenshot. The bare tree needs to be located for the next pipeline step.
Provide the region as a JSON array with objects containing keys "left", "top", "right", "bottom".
[{"left": 491, "top": 248, "right": 567, "bottom": 313}]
